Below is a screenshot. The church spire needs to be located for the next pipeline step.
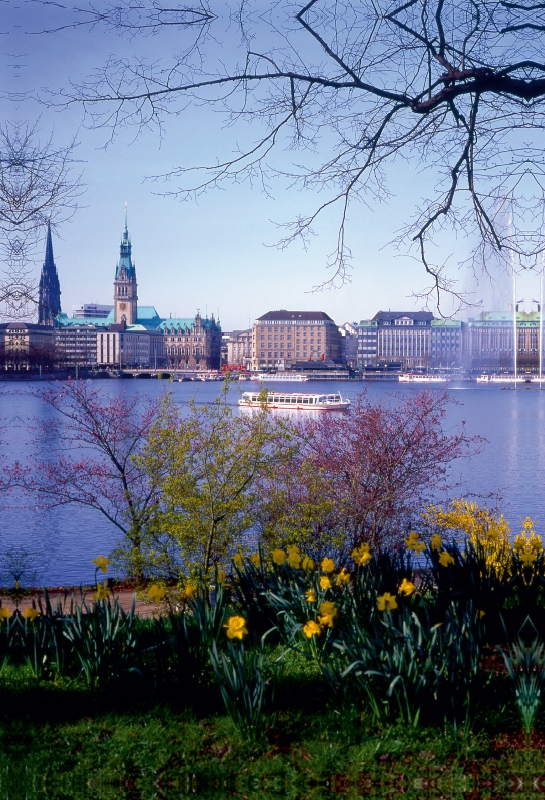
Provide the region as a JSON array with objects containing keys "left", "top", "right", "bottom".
[{"left": 38, "top": 221, "right": 61, "bottom": 325}]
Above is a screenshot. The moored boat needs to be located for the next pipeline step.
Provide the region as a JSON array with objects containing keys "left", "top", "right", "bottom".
[
  {"left": 238, "top": 391, "right": 350, "bottom": 410},
  {"left": 255, "top": 372, "right": 309, "bottom": 382},
  {"left": 398, "top": 374, "right": 449, "bottom": 383}
]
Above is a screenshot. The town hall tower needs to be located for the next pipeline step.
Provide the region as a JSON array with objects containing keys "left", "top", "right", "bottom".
[
  {"left": 38, "top": 221, "right": 61, "bottom": 325},
  {"left": 114, "top": 213, "right": 138, "bottom": 324}
]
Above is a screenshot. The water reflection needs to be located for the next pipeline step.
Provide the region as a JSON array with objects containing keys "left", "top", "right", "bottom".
[{"left": 0, "top": 379, "right": 544, "bottom": 585}]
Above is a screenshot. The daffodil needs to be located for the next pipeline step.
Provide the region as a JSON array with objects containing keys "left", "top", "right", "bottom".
[
  {"left": 250, "top": 553, "right": 261, "bottom": 567},
  {"left": 519, "top": 551, "right": 536, "bottom": 566},
  {"left": 217, "top": 569, "right": 227, "bottom": 586},
  {"left": 0, "top": 606, "right": 10, "bottom": 620},
  {"left": 94, "top": 583, "right": 109, "bottom": 601},
  {"left": 183, "top": 583, "right": 198, "bottom": 600},
  {"left": 430, "top": 534, "right": 442, "bottom": 551},
  {"left": 92, "top": 556, "right": 111, "bottom": 574},
  {"left": 404, "top": 531, "right": 420, "bottom": 550},
  {"left": 352, "top": 543, "right": 371, "bottom": 566},
  {"left": 377, "top": 593, "right": 398, "bottom": 611},
  {"left": 148, "top": 584, "right": 166, "bottom": 602},
  {"left": 224, "top": 615, "right": 248, "bottom": 640},
  {"left": 14, "top": 581, "right": 19, "bottom": 590},
  {"left": 438, "top": 551, "right": 455, "bottom": 567},
  {"left": 306, "top": 589, "right": 317, "bottom": 603},
  {"left": 321, "top": 557, "right": 335, "bottom": 574},
  {"left": 272, "top": 549, "right": 286, "bottom": 566},
  {"left": 22, "top": 606, "right": 38, "bottom": 622},
  {"left": 302, "top": 555, "right": 315, "bottom": 571},
  {"left": 336, "top": 569, "right": 351, "bottom": 585},
  {"left": 319, "top": 576, "right": 332, "bottom": 590},
  {"left": 398, "top": 578, "right": 416, "bottom": 596},
  {"left": 233, "top": 551, "right": 244, "bottom": 567},
  {"left": 303, "top": 620, "right": 322, "bottom": 638},
  {"left": 287, "top": 547, "right": 302, "bottom": 568},
  {"left": 318, "top": 601, "right": 338, "bottom": 627},
  {"left": 476, "top": 609, "right": 486, "bottom": 619}
]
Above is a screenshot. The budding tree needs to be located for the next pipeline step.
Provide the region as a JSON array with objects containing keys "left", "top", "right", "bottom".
[{"left": 46, "top": 0, "right": 545, "bottom": 308}]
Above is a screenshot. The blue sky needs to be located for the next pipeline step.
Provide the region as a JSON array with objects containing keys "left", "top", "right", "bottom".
[{"left": 1, "top": 0, "right": 537, "bottom": 329}]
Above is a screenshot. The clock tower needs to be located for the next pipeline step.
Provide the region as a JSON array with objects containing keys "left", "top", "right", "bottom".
[{"left": 114, "top": 212, "right": 138, "bottom": 324}]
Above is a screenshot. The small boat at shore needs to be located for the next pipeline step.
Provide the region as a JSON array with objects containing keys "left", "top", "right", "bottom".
[{"left": 238, "top": 391, "right": 350, "bottom": 410}]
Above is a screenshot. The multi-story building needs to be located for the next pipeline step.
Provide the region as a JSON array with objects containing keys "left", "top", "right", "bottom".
[
  {"left": 340, "top": 322, "right": 358, "bottom": 368},
  {"left": 55, "top": 325, "right": 98, "bottom": 368},
  {"left": 252, "top": 310, "right": 343, "bottom": 370},
  {"left": 430, "top": 319, "right": 464, "bottom": 369},
  {"left": 227, "top": 329, "right": 252, "bottom": 369},
  {"left": 357, "top": 319, "right": 379, "bottom": 366},
  {"left": 0, "top": 322, "right": 55, "bottom": 369},
  {"left": 465, "top": 311, "right": 541, "bottom": 371},
  {"left": 159, "top": 313, "right": 222, "bottom": 370},
  {"left": 97, "top": 321, "right": 165, "bottom": 369},
  {"left": 72, "top": 304, "right": 113, "bottom": 319},
  {"left": 373, "top": 311, "right": 434, "bottom": 368}
]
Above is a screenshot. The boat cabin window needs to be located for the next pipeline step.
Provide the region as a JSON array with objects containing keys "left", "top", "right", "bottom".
[
  {"left": 302, "top": 397, "right": 309, "bottom": 404},
  {"left": 318, "top": 396, "right": 326, "bottom": 402},
  {"left": 291, "top": 397, "right": 297, "bottom": 403}
]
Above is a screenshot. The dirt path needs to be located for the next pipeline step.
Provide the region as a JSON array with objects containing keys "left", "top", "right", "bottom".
[{"left": 1, "top": 587, "right": 162, "bottom": 618}]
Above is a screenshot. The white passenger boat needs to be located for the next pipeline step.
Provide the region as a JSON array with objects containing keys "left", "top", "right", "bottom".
[
  {"left": 476, "top": 374, "right": 537, "bottom": 383},
  {"left": 398, "top": 374, "right": 449, "bottom": 383},
  {"left": 238, "top": 391, "right": 350, "bottom": 410},
  {"left": 252, "top": 372, "right": 309, "bottom": 382}
]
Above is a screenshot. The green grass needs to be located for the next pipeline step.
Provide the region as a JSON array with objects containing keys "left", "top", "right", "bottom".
[{"left": 0, "top": 648, "right": 540, "bottom": 800}]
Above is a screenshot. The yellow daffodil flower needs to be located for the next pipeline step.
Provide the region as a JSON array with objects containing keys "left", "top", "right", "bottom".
[
  {"left": 398, "top": 578, "right": 416, "bottom": 596},
  {"left": 183, "top": 584, "right": 198, "bottom": 600},
  {"left": 476, "top": 609, "right": 486, "bottom": 620},
  {"left": 224, "top": 615, "right": 248, "bottom": 640},
  {"left": 336, "top": 569, "right": 351, "bottom": 585},
  {"left": 306, "top": 589, "right": 317, "bottom": 603},
  {"left": 404, "top": 531, "right": 420, "bottom": 549},
  {"left": 217, "top": 569, "right": 227, "bottom": 586},
  {"left": 287, "top": 547, "right": 302, "bottom": 568},
  {"left": 250, "top": 553, "right": 261, "bottom": 567},
  {"left": 319, "top": 576, "right": 332, "bottom": 590},
  {"left": 303, "top": 620, "right": 322, "bottom": 638},
  {"left": 0, "top": 606, "right": 10, "bottom": 620},
  {"left": 22, "top": 606, "right": 39, "bottom": 622},
  {"left": 92, "top": 556, "right": 111, "bottom": 574},
  {"left": 233, "top": 551, "right": 244, "bottom": 568},
  {"left": 430, "top": 534, "right": 442, "bottom": 551},
  {"left": 14, "top": 581, "right": 19, "bottom": 590},
  {"left": 148, "top": 584, "right": 166, "bottom": 602},
  {"left": 302, "top": 556, "right": 315, "bottom": 571},
  {"left": 438, "top": 551, "right": 455, "bottom": 567},
  {"left": 519, "top": 551, "right": 537, "bottom": 566},
  {"left": 318, "top": 601, "right": 338, "bottom": 627},
  {"left": 321, "top": 557, "right": 335, "bottom": 574},
  {"left": 94, "top": 583, "right": 109, "bottom": 602},
  {"left": 272, "top": 549, "right": 286, "bottom": 566},
  {"left": 377, "top": 593, "right": 398, "bottom": 611}
]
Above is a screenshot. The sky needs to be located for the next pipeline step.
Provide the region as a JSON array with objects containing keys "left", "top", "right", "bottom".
[{"left": 1, "top": 0, "right": 540, "bottom": 330}]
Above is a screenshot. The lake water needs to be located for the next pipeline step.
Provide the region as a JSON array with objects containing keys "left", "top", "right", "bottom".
[{"left": 2, "top": 378, "right": 545, "bottom": 586}]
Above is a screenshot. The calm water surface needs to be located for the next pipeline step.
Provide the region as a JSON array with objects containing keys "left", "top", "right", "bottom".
[{"left": 2, "top": 378, "right": 544, "bottom": 585}]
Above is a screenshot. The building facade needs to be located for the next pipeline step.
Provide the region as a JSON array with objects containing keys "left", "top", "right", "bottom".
[
  {"left": 72, "top": 304, "right": 113, "bottom": 319},
  {"left": 0, "top": 322, "right": 55, "bottom": 369},
  {"left": 252, "top": 310, "right": 343, "bottom": 370},
  {"left": 464, "top": 311, "right": 541, "bottom": 371},
  {"left": 374, "top": 311, "right": 434, "bottom": 368},
  {"left": 227, "top": 329, "right": 252, "bottom": 369},
  {"left": 55, "top": 325, "right": 98, "bottom": 367},
  {"left": 96, "top": 322, "right": 165, "bottom": 368},
  {"left": 430, "top": 319, "right": 463, "bottom": 369},
  {"left": 159, "top": 313, "right": 222, "bottom": 370}
]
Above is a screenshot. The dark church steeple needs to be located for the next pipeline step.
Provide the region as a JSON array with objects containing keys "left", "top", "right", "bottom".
[{"left": 38, "top": 222, "right": 61, "bottom": 325}]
